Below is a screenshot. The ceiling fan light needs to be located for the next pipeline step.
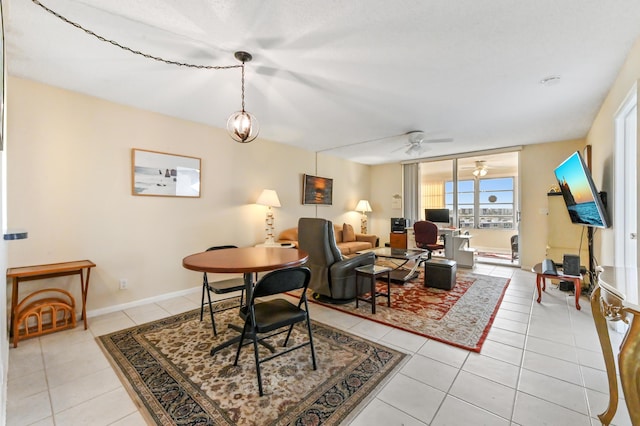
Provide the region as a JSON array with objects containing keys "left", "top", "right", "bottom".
[
  {"left": 473, "top": 167, "right": 487, "bottom": 177},
  {"left": 227, "top": 110, "right": 259, "bottom": 143}
]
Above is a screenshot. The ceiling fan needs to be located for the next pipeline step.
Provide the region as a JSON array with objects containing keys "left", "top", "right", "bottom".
[
  {"left": 395, "top": 130, "right": 454, "bottom": 155},
  {"left": 459, "top": 160, "right": 512, "bottom": 176}
]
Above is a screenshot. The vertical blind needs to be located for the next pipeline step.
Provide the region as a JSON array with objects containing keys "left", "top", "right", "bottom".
[{"left": 403, "top": 163, "right": 419, "bottom": 225}]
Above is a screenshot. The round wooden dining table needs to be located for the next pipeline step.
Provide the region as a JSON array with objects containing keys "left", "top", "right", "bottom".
[{"left": 182, "top": 246, "right": 309, "bottom": 355}]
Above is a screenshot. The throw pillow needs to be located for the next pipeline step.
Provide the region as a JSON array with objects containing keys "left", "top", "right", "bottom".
[{"left": 343, "top": 223, "right": 356, "bottom": 242}]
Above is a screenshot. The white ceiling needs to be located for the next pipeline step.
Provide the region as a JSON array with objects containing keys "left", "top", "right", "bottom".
[{"left": 4, "top": 0, "right": 640, "bottom": 165}]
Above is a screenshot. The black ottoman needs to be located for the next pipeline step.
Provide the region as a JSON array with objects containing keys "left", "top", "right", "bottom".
[{"left": 424, "top": 258, "right": 457, "bottom": 290}]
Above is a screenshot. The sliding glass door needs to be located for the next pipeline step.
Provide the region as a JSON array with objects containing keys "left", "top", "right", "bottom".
[{"left": 416, "top": 151, "right": 520, "bottom": 265}]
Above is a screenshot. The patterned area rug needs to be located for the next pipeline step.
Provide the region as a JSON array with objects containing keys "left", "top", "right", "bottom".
[
  {"left": 312, "top": 269, "right": 510, "bottom": 352},
  {"left": 97, "top": 300, "right": 406, "bottom": 426}
]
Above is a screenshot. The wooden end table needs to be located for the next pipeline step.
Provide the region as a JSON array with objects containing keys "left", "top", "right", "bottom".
[
  {"left": 7, "top": 260, "right": 96, "bottom": 346},
  {"left": 532, "top": 262, "right": 583, "bottom": 310},
  {"left": 355, "top": 264, "right": 392, "bottom": 314}
]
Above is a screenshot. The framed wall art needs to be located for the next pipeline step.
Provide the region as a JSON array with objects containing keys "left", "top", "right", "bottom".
[
  {"left": 302, "top": 174, "right": 333, "bottom": 205},
  {"left": 131, "top": 149, "right": 201, "bottom": 197}
]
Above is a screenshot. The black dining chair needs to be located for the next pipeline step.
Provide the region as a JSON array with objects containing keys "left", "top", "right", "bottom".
[
  {"left": 233, "top": 266, "right": 317, "bottom": 396},
  {"left": 200, "top": 245, "right": 246, "bottom": 336}
]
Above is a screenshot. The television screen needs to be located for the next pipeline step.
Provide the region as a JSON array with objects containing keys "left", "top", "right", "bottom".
[
  {"left": 553, "top": 151, "right": 610, "bottom": 228},
  {"left": 425, "top": 208, "right": 450, "bottom": 224}
]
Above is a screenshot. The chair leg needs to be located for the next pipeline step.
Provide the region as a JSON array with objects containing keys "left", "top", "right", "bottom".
[
  {"left": 200, "top": 277, "right": 206, "bottom": 321},
  {"left": 202, "top": 273, "right": 217, "bottom": 336},
  {"left": 233, "top": 321, "right": 249, "bottom": 366},
  {"left": 284, "top": 296, "right": 306, "bottom": 346},
  {"left": 303, "top": 298, "right": 317, "bottom": 370},
  {"left": 206, "top": 285, "right": 217, "bottom": 336},
  {"left": 305, "top": 315, "right": 317, "bottom": 370},
  {"left": 252, "top": 330, "right": 264, "bottom": 396},
  {"left": 283, "top": 324, "right": 295, "bottom": 347}
]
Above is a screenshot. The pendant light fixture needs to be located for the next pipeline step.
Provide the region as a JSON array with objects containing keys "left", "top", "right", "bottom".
[
  {"left": 226, "top": 51, "right": 260, "bottom": 143},
  {"left": 31, "top": 3, "right": 261, "bottom": 144}
]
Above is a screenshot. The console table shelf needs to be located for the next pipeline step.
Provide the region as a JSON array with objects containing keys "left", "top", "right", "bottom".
[{"left": 7, "top": 260, "right": 96, "bottom": 347}]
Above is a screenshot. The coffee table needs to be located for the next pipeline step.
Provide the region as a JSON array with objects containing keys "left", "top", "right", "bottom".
[{"left": 356, "top": 247, "right": 426, "bottom": 283}]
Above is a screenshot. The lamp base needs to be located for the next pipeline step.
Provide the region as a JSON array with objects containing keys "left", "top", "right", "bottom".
[{"left": 361, "top": 214, "right": 368, "bottom": 234}]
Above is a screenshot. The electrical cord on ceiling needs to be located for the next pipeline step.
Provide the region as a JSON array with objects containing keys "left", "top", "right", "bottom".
[{"left": 31, "top": 0, "right": 242, "bottom": 71}]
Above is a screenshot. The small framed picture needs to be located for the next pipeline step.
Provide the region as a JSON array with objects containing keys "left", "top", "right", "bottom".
[
  {"left": 302, "top": 174, "right": 333, "bottom": 205},
  {"left": 131, "top": 149, "right": 201, "bottom": 197}
]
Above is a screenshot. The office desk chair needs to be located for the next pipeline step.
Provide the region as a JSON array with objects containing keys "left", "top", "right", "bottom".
[{"left": 414, "top": 220, "right": 445, "bottom": 260}]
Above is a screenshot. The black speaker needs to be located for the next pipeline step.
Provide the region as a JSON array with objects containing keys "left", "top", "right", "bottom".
[{"left": 563, "top": 254, "right": 581, "bottom": 276}]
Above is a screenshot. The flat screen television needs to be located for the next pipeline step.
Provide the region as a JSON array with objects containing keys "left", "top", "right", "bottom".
[
  {"left": 425, "top": 208, "right": 450, "bottom": 225},
  {"left": 553, "top": 151, "right": 610, "bottom": 228}
]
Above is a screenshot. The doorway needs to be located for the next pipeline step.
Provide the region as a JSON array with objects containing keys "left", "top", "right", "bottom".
[{"left": 614, "top": 84, "right": 638, "bottom": 270}]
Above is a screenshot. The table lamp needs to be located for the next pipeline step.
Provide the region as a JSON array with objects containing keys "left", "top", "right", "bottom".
[
  {"left": 256, "top": 189, "right": 281, "bottom": 245},
  {"left": 355, "top": 199, "right": 372, "bottom": 234}
]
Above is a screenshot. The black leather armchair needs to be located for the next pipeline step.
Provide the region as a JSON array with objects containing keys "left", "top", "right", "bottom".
[{"left": 298, "top": 217, "right": 375, "bottom": 303}]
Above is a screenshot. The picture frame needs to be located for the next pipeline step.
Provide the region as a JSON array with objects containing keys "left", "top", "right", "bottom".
[
  {"left": 131, "top": 149, "right": 201, "bottom": 197},
  {"left": 302, "top": 174, "right": 333, "bottom": 205}
]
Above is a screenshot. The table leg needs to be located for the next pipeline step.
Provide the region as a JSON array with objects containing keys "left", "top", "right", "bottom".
[
  {"left": 536, "top": 274, "right": 542, "bottom": 303},
  {"left": 81, "top": 268, "right": 91, "bottom": 329},
  {"left": 386, "top": 271, "right": 391, "bottom": 307},
  {"left": 370, "top": 276, "right": 376, "bottom": 314},
  {"left": 619, "top": 308, "right": 640, "bottom": 425},
  {"left": 10, "top": 278, "right": 18, "bottom": 342},
  {"left": 573, "top": 277, "right": 581, "bottom": 310},
  {"left": 591, "top": 286, "right": 618, "bottom": 425},
  {"left": 11, "top": 278, "right": 19, "bottom": 347}
]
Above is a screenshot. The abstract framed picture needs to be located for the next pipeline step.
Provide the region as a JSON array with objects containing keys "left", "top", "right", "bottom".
[
  {"left": 302, "top": 174, "right": 333, "bottom": 205},
  {"left": 132, "top": 149, "right": 201, "bottom": 197}
]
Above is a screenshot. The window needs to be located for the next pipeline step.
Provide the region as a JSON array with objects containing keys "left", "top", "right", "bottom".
[
  {"left": 445, "top": 180, "right": 475, "bottom": 228},
  {"left": 446, "top": 177, "right": 515, "bottom": 229},
  {"left": 479, "top": 178, "right": 514, "bottom": 229}
]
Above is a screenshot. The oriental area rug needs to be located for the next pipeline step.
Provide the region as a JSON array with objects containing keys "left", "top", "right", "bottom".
[
  {"left": 97, "top": 299, "right": 406, "bottom": 426},
  {"left": 311, "top": 270, "right": 510, "bottom": 352}
]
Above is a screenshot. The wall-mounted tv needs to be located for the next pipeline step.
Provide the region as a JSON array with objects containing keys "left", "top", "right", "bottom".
[
  {"left": 553, "top": 151, "right": 610, "bottom": 228},
  {"left": 425, "top": 208, "right": 450, "bottom": 225}
]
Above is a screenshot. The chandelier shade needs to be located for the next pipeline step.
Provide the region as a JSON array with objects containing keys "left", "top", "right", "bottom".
[
  {"left": 227, "top": 110, "right": 259, "bottom": 143},
  {"left": 226, "top": 51, "right": 259, "bottom": 143}
]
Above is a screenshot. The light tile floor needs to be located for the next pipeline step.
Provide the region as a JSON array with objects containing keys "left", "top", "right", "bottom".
[{"left": 6, "top": 264, "right": 633, "bottom": 426}]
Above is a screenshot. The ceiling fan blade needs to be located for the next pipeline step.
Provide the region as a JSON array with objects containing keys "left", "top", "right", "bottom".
[{"left": 423, "top": 138, "right": 454, "bottom": 144}]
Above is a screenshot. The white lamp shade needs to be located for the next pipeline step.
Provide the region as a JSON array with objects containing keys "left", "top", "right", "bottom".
[
  {"left": 355, "top": 199, "right": 372, "bottom": 213},
  {"left": 256, "top": 189, "right": 281, "bottom": 207}
]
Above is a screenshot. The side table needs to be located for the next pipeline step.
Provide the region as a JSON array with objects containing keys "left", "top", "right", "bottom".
[
  {"left": 355, "top": 264, "right": 391, "bottom": 314},
  {"left": 532, "top": 262, "right": 583, "bottom": 310},
  {"left": 7, "top": 260, "right": 96, "bottom": 346}
]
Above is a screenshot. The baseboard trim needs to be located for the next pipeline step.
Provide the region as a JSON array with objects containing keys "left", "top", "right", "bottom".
[{"left": 86, "top": 286, "right": 201, "bottom": 318}]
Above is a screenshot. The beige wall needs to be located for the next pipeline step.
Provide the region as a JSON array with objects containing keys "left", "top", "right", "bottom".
[
  {"left": 368, "top": 162, "right": 403, "bottom": 239},
  {"left": 6, "top": 77, "right": 370, "bottom": 313},
  {"left": 518, "top": 139, "right": 586, "bottom": 269},
  {"left": 586, "top": 37, "right": 640, "bottom": 266}
]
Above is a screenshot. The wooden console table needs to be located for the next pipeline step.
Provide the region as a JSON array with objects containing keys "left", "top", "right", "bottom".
[
  {"left": 7, "top": 260, "right": 96, "bottom": 346},
  {"left": 591, "top": 266, "right": 640, "bottom": 425}
]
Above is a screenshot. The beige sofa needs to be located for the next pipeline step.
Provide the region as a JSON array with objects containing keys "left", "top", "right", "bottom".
[{"left": 278, "top": 223, "right": 378, "bottom": 255}]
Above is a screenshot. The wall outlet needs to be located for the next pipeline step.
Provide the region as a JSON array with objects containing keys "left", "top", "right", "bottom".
[{"left": 119, "top": 278, "right": 128, "bottom": 290}]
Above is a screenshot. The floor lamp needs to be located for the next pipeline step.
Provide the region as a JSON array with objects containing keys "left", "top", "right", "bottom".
[
  {"left": 355, "top": 199, "right": 372, "bottom": 234},
  {"left": 256, "top": 189, "right": 281, "bottom": 245}
]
